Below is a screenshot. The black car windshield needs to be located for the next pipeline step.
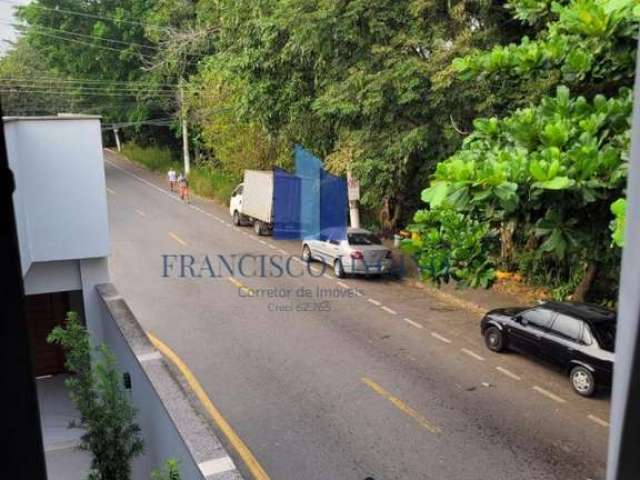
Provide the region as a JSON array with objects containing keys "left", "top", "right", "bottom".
[
  {"left": 592, "top": 322, "right": 616, "bottom": 351},
  {"left": 348, "top": 233, "right": 382, "bottom": 245}
]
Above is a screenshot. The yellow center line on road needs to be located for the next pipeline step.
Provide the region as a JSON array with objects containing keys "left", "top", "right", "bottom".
[
  {"left": 146, "top": 332, "right": 271, "bottom": 480},
  {"left": 168, "top": 232, "right": 187, "bottom": 246},
  {"left": 362, "top": 377, "right": 441, "bottom": 434},
  {"left": 227, "top": 276, "right": 254, "bottom": 296}
]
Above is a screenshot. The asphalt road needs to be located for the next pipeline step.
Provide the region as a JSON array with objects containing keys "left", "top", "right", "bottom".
[{"left": 104, "top": 150, "right": 610, "bottom": 480}]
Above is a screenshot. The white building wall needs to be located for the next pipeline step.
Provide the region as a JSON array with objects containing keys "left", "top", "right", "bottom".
[
  {"left": 5, "top": 120, "right": 31, "bottom": 272},
  {"left": 4, "top": 116, "right": 110, "bottom": 275}
]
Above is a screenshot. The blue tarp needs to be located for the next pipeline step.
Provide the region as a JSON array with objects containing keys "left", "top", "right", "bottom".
[
  {"left": 271, "top": 145, "right": 347, "bottom": 240},
  {"left": 319, "top": 169, "right": 347, "bottom": 241},
  {"left": 295, "top": 145, "right": 322, "bottom": 240},
  {"left": 273, "top": 168, "right": 302, "bottom": 239}
]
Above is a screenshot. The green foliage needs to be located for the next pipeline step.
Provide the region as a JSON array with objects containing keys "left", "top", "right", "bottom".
[
  {"left": 402, "top": 209, "right": 496, "bottom": 288},
  {"left": 151, "top": 458, "right": 181, "bottom": 480},
  {"left": 409, "top": 0, "right": 634, "bottom": 300},
  {"left": 48, "top": 312, "right": 144, "bottom": 480},
  {"left": 0, "top": 39, "right": 72, "bottom": 115},
  {"left": 610, "top": 197, "right": 627, "bottom": 247},
  {"left": 16, "top": 0, "right": 166, "bottom": 123},
  {"left": 47, "top": 311, "right": 94, "bottom": 421},
  {"left": 121, "top": 142, "right": 238, "bottom": 203},
  {"left": 455, "top": 0, "right": 639, "bottom": 90},
  {"left": 121, "top": 143, "right": 175, "bottom": 172},
  {"left": 187, "top": 60, "right": 291, "bottom": 179},
  {"left": 188, "top": 164, "right": 237, "bottom": 204},
  {"left": 205, "top": 0, "right": 521, "bottom": 230},
  {"left": 422, "top": 86, "right": 630, "bottom": 223}
]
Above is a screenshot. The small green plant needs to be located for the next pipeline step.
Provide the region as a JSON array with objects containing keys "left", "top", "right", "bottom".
[
  {"left": 402, "top": 209, "right": 496, "bottom": 289},
  {"left": 151, "top": 458, "right": 181, "bottom": 480},
  {"left": 48, "top": 312, "right": 144, "bottom": 480}
]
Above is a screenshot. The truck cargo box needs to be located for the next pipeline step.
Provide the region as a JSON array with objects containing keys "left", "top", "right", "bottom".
[{"left": 242, "top": 170, "right": 274, "bottom": 223}]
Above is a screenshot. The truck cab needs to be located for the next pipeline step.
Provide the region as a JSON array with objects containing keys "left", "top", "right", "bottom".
[{"left": 229, "top": 183, "right": 244, "bottom": 225}]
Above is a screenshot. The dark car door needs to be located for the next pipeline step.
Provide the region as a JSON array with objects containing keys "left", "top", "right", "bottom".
[
  {"left": 541, "top": 313, "right": 584, "bottom": 365},
  {"left": 507, "top": 307, "right": 556, "bottom": 355}
]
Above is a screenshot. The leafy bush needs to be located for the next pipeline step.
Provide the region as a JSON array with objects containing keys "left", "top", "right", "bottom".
[
  {"left": 610, "top": 197, "right": 627, "bottom": 247},
  {"left": 402, "top": 209, "right": 496, "bottom": 288},
  {"left": 48, "top": 312, "right": 144, "bottom": 480},
  {"left": 455, "top": 0, "right": 639, "bottom": 87},
  {"left": 408, "top": 0, "right": 635, "bottom": 301},
  {"left": 410, "top": 86, "right": 628, "bottom": 299}
]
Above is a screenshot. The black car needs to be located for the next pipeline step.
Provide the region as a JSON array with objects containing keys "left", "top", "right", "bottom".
[{"left": 480, "top": 301, "right": 616, "bottom": 397}]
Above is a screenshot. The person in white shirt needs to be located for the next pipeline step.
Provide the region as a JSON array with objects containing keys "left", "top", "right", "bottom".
[{"left": 167, "top": 168, "right": 177, "bottom": 192}]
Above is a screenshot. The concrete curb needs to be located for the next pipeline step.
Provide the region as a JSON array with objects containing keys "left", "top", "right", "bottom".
[
  {"left": 96, "top": 283, "right": 245, "bottom": 480},
  {"left": 401, "top": 278, "right": 488, "bottom": 317}
]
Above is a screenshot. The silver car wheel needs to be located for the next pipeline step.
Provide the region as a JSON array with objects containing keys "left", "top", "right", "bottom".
[{"left": 572, "top": 369, "right": 592, "bottom": 393}]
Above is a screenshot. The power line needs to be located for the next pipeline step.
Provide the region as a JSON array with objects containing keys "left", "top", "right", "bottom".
[
  {"left": 0, "top": 0, "right": 172, "bottom": 32},
  {"left": 0, "top": 86, "right": 175, "bottom": 96},
  {"left": 6, "top": 19, "right": 206, "bottom": 60},
  {"left": 0, "top": 80, "right": 176, "bottom": 93},
  {"left": 0, "top": 76, "right": 178, "bottom": 88},
  {"left": 0, "top": 88, "right": 176, "bottom": 98},
  {"left": 0, "top": 19, "right": 159, "bottom": 51},
  {"left": 104, "top": 116, "right": 175, "bottom": 127},
  {"left": 11, "top": 25, "right": 154, "bottom": 57}
]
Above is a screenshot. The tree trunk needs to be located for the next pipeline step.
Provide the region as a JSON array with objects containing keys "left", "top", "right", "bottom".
[
  {"left": 379, "top": 195, "right": 403, "bottom": 236},
  {"left": 572, "top": 262, "right": 598, "bottom": 302},
  {"left": 499, "top": 219, "right": 517, "bottom": 269}
]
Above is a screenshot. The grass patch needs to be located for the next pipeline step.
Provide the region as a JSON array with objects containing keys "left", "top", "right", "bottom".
[
  {"left": 189, "top": 165, "right": 237, "bottom": 204},
  {"left": 121, "top": 143, "right": 175, "bottom": 172},
  {"left": 120, "top": 142, "right": 237, "bottom": 204}
]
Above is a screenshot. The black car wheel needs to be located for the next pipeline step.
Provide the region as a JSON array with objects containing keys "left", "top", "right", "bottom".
[
  {"left": 302, "top": 245, "right": 312, "bottom": 262},
  {"left": 570, "top": 366, "right": 596, "bottom": 397},
  {"left": 254, "top": 220, "right": 262, "bottom": 236},
  {"left": 232, "top": 211, "right": 241, "bottom": 226},
  {"left": 484, "top": 326, "right": 505, "bottom": 352}
]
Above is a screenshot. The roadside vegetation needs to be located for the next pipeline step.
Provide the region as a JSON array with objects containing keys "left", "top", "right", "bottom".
[
  {"left": 121, "top": 142, "right": 237, "bottom": 203},
  {"left": 48, "top": 312, "right": 144, "bottom": 480},
  {"left": 121, "top": 143, "right": 173, "bottom": 172},
  {"left": 2, "top": 0, "right": 636, "bottom": 303}
]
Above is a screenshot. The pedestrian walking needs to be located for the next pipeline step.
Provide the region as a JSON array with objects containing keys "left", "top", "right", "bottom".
[
  {"left": 178, "top": 173, "right": 190, "bottom": 203},
  {"left": 167, "top": 167, "right": 177, "bottom": 192}
]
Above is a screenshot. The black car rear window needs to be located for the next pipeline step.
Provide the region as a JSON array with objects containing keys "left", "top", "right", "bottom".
[
  {"left": 348, "top": 233, "right": 382, "bottom": 246},
  {"left": 592, "top": 322, "right": 616, "bottom": 351}
]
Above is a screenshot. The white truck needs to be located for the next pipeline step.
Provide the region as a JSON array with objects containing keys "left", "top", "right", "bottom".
[{"left": 229, "top": 170, "right": 275, "bottom": 235}]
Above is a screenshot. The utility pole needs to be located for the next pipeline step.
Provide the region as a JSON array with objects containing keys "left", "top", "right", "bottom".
[
  {"left": 113, "top": 128, "right": 121, "bottom": 152},
  {"left": 347, "top": 169, "right": 360, "bottom": 229},
  {"left": 179, "top": 78, "right": 190, "bottom": 176}
]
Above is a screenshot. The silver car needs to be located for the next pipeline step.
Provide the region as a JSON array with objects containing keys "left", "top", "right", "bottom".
[{"left": 301, "top": 228, "right": 393, "bottom": 278}]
